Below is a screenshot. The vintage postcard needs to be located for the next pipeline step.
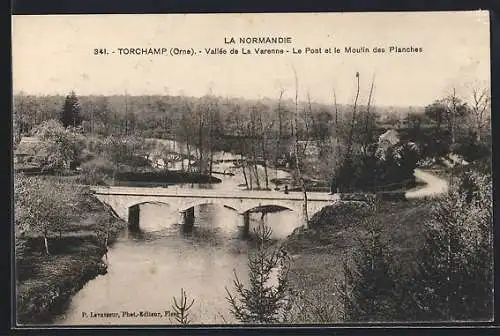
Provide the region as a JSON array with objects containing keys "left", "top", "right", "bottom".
[{"left": 12, "top": 11, "right": 492, "bottom": 326}]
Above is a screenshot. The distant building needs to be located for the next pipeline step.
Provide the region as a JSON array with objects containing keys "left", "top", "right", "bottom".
[
  {"left": 379, "top": 129, "right": 399, "bottom": 146},
  {"left": 289, "top": 140, "right": 321, "bottom": 159},
  {"left": 376, "top": 129, "right": 400, "bottom": 159},
  {"left": 14, "top": 136, "right": 44, "bottom": 165}
]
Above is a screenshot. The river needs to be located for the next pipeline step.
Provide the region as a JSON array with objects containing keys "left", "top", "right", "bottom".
[{"left": 55, "top": 150, "right": 300, "bottom": 325}]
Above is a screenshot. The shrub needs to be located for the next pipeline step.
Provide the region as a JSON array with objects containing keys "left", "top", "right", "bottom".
[
  {"left": 309, "top": 201, "right": 373, "bottom": 229},
  {"left": 78, "top": 157, "right": 115, "bottom": 185},
  {"left": 452, "top": 130, "right": 491, "bottom": 163}
]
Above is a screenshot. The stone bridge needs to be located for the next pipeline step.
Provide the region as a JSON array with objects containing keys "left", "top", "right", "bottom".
[{"left": 90, "top": 186, "right": 340, "bottom": 233}]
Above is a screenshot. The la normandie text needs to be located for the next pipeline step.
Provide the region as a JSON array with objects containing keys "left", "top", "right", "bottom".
[{"left": 224, "top": 36, "right": 293, "bottom": 44}]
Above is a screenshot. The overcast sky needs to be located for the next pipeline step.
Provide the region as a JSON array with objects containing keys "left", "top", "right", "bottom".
[{"left": 12, "top": 11, "right": 490, "bottom": 106}]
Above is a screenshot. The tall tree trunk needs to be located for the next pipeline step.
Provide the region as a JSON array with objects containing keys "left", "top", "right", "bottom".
[
  {"left": 198, "top": 113, "right": 204, "bottom": 174},
  {"left": 208, "top": 109, "right": 214, "bottom": 177},
  {"left": 292, "top": 67, "right": 309, "bottom": 227},
  {"left": 241, "top": 158, "right": 249, "bottom": 189},
  {"left": 257, "top": 109, "right": 270, "bottom": 190},
  {"left": 181, "top": 145, "right": 185, "bottom": 171},
  {"left": 252, "top": 144, "right": 261, "bottom": 189},
  {"left": 248, "top": 161, "right": 253, "bottom": 190},
  {"left": 43, "top": 227, "right": 50, "bottom": 255},
  {"left": 363, "top": 75, "right": 376, "bottom": 154},
  {"left": 450, "top": 88, "right": 457, "bottom": 146},
  {"left": 44, "top": 236, "right": 50, "bottom": 255},
  {"left": 347, "top": 72, "right": 360, "bottom": 157},
  {"left": 276, "top": 89, "right": 284, "bottom": 165},
  {"left": 262, "top": 153, "right": 269, "bottom": 190},
  {"left": 333, "top": 88, "right": 340, "bottom": 192}
]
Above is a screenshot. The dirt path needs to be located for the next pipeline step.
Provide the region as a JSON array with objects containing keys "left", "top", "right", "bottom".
[{"left": 405, "top": 168, "right": 449, "bottom": 199}]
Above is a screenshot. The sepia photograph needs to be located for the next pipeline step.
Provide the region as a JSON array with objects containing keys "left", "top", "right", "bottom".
[{"left": 11, "top": 11, "right": 493, "bottom": 326}]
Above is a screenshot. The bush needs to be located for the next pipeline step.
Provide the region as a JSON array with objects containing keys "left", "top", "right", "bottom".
[
  {"left": 309, "top": 201, "right": 373, "bottom": 229},
  {"left": 375, "top": 191, "right": 407, "bottom": 201},
  {"left": 334, "top": 142, "right": 418, "bottom": 193},
  {"left": 78, "top": 158, "right": 115, "bottom": 185},
  {"left": 452, "top": 131, "right": 491, "bottom": 163}
]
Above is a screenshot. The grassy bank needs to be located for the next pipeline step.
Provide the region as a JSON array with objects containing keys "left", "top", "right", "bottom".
[
  {"left": 15, "top": 194, "right": 127, "bottom": 325},
  {"left": 283, "top": 199, "right": 432, "bottom": 322}
]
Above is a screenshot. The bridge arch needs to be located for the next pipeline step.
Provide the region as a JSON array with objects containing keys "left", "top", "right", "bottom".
[
  {"left": 241, "top": 201, "right": 301, "bottom": 215},
  {"left": 178, "top": 199, "right": 241, "bottom": 213},
  {"left": 242, "top": 204, "right": 296, "bottom": 214},
  {"left": 128, "top": 200, "right": 172, "bottom": 208},
  {"left": 126, "top": 201, "right": 176, "bottom": 231}
]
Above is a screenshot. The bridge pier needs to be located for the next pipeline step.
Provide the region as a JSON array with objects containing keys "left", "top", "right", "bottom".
[
  {"left": 242, "top": 212, "right": 250, "bottom": 238},
  {"left": 128, "top": 204, "right": 140, "bottom": 231},
  {"left": 180, "top": 207, "right": 195, "bottom": 231}
]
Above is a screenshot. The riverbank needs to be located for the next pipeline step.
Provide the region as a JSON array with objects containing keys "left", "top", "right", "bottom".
[
  {"left": 15, "top": 194, "right": 127, "bottom": 325},
  {"left": 283, "top": 199, "right": 432, "bottom": 322},
  {"left": 115, "top": 170, "right": 222, "bottom": 184}
]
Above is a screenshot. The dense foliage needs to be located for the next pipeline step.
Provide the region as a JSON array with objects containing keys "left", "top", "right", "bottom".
[
  {"left": 330, "top": 170, "right": 493, "bottom": 322},
  {"left": 412, "top": 170, "right": 493, "bottom": 321},
  {"left": 31, "top": 120, "right": 85, "bottom": 171}
]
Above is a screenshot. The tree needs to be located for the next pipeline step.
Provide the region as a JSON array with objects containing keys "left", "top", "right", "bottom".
[
  {"left": 15, "top": 175, "right": 83, "bottom": 254},
  {"left": 345, "top": 71, "right": 361, "bottom": 157},
  {"left": 442, "top": 88, "right": 468, "bottom": 146},
  {"left": 32, "top": 119, "right": 85, "bottom": 171},
  {"left": 225, "top": 223, "right": 292, "bottom": 323},
  {"left": 424, "top": 92, "right": 468, "bottom": 157},
  {"left": 337, "top": 208, "right": 399, "bottom": 321},
  {"left": 102, "top": 135, "right": 151, "bottom": 173},
  {"left": 60, "top": 91, "right": 82, "bottom": 128},
  {"left": 292, "top": 67, "right": 309, "bottom": 226},
  {"left": 275, "top": 89, "right": 286, "bottom": 166},
  {"left": 453, "top": 129, "right": 491, "bottom": 163},
  {"left": 468, "top": 85, "right": 491, "bottom": 142},
  {"left": 171, "top": 288, "right": 195, "bottom": 324},
  {"left": 413, "top": 171, "right": 493, "bottom": 321}
]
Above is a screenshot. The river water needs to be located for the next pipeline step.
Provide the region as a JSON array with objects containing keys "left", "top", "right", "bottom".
[{"left": 55, "top": 157, "right": 300, "bottom": 325}]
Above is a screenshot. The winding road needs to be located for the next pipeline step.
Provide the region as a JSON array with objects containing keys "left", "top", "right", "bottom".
[{"left": 405, "top": 168, "right": 449, "bottom": 199}]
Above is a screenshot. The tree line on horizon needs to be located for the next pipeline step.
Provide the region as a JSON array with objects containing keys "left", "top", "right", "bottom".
[{"left": 13, "top": 75, "right": 491, "bottom": 190}]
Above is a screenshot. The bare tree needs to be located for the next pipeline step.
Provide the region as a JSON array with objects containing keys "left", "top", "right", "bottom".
[
  {"left": 257, "top": 106, "right": 274, "bottom": 190},
  {"left": 234, "top": 105, "right": 250, "bottom": 189},
  {"left": 362, "top": 74, "right": 376, "bottom": 154},
  {"left": 449, "top": 87, "right": 458, "bottom": 145},
  {"left": 208, "top": 97, "right": 217, "bottom": 177},
  {"left": 292, "top": 67, "right": 309, "bottom": 227},
  {"left": 276, "top": 88, "right": 285, "bottom": 166},
  {"left": 469, "top": 86, "right": 491, "bottom": 142},
  {"left": 333, "top": 87, "right": 340, "bottom": 175},
  {"left": 249, "top": 107, "right": 261, "bottom": 189},
  {"left": 346, "top": 72, "right": 361, "bottom": 156},
  {"left": 440, "top": 87, "right": 468, "bottom": 147}
]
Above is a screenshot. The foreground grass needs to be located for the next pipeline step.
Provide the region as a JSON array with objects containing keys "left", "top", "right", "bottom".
[
  {"left": 16, "top": 195, "right": 127, "bottom": 325},
  {"left": 283, "top": 199, "right": 432, "bottom": 323}
]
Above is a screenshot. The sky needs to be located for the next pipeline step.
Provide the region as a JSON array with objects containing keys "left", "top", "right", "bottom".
[{"left": 12, "top": 11, "right": 490, "bottom": 106}]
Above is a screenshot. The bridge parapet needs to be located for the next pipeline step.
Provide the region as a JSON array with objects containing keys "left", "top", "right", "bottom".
[{"left": 90, "top": 186, "right": 340, "bottom": 225}]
